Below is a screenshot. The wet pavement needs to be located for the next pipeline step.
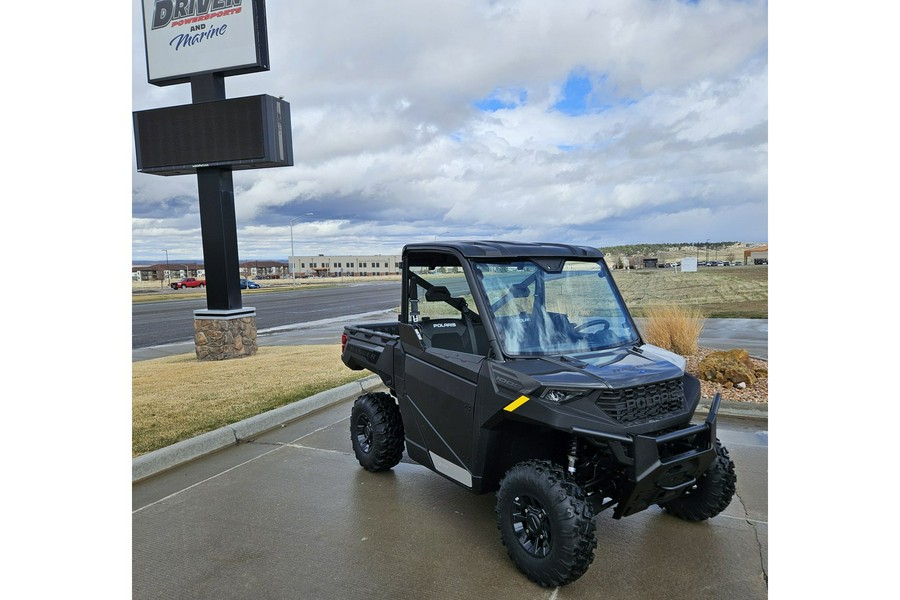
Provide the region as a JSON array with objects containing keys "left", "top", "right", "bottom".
[
  {"left": 133, "top": 398, "right": 768, "bottom": 599},
  {"left": 133, "top": 314, "right": 768, "bottom": 361}
]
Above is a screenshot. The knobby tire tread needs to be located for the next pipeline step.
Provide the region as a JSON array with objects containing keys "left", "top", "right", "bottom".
[
  {"left": 496, "top": 459, "right": 597, "bottom": 587},
  {"left": 351, "top": 392, "right": 405, "bottom": 472},
  {"left": 660, "top": 440, "right": 737, "bottom": 521}
]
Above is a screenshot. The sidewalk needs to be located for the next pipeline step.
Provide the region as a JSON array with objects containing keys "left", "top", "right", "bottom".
[{"left": 133, "top": 400, "right": 768, "bottom": 600}]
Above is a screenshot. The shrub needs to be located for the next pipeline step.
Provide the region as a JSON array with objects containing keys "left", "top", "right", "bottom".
[{"left": 641, "top": 305, "right": 705, "bottom": 356}]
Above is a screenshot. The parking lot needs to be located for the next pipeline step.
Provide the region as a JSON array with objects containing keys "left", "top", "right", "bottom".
[{"left": 133, "top": 397, "right": 768, "bottom": 599}]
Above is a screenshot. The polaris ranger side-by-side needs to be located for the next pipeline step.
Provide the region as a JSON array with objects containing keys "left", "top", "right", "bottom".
[{"left": 340, "top": 241, "right": 736, "bottom": 587}]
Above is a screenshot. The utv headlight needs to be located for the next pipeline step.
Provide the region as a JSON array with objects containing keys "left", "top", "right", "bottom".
[{"left": 540, "top": 388, "right": 588, "bottom": 403}]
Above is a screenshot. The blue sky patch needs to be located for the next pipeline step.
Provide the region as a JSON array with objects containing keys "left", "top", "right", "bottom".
[
  {"left": 551, "top": 70, "right": 638, "bottom": 116},
  {"left": 553, "top": 72, "right": 594, "bottom": 115},
  {"left": 474, "top": 88, "right": 527, "bottom": 112}
]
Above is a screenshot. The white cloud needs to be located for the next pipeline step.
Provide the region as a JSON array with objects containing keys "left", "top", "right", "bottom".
[{"left": 132, "top": 0, "right": 768, "bottom": 259}]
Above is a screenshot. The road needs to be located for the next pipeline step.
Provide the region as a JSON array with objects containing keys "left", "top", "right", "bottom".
[
  {"left": 133, "top": 281, "right": 767, "bottom": 361},
  {"left": 132, "top": 282, "right": 400, "bottom": 348}
]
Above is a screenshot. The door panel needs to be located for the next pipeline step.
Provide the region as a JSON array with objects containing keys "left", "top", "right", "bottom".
[{"left": 401, "top": 344, "right": 482, "bottom": 481}]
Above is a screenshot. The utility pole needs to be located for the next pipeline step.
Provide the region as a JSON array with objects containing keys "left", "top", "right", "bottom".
[
  {"left": 289, "top": 212, "right": 314, "bottom": 287},
  {"left": 290, "top": 217, "right": 297, "bottom": 286},
  {"left": 164, "top": 249, "right": 170, "bottom": 287}
]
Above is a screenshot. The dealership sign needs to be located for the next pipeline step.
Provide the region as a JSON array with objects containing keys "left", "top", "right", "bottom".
[{"left": 141, "top": 0, "right": 269, "bottom": 86}]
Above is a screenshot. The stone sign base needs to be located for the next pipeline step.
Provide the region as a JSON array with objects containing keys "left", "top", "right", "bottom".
[{"left": 193, "top": 308, "right": 258, "bottom": 361}]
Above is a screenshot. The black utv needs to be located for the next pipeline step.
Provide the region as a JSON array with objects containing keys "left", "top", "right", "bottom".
[{"left": 340, "top": 241, "right": 735, "bottom": 586}]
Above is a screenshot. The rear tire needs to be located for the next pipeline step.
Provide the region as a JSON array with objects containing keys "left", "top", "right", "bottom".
[
  {"left": 496, "top": 460, "right": 596, "bottom": 587},
  {"left": 350, "top": 392, "right": 405, "bottom": 472},
  {"left": 659, "top": 440, "right": 736, "bottom": 521}
]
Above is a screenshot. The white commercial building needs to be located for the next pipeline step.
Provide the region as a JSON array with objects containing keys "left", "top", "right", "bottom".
[{"left": 289, "top": 254, "right": 402, "bottom": 278}]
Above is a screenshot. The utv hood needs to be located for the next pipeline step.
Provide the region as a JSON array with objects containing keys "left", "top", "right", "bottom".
[{"left": 510, "top": 344, "right": 686, "bottom": 390}]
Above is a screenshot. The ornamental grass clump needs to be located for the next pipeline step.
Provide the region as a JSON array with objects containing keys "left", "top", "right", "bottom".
[{"left": 641, "top": 304, "right": 706, "bottom": 356}]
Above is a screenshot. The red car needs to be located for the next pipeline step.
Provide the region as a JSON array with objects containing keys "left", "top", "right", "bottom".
[{"left": 170, "top": 278, "right": 206, "bottom": 290}]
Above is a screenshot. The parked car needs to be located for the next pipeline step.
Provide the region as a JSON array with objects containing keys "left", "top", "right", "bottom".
[
  {"left": 240, "top": 279, "right": 260, "bottom": 289},
  {"left": 170, "top": 277, "right": 205, "bottom": 289}
]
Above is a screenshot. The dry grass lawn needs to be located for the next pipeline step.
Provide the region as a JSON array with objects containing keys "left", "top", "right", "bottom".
[
  {"left": 133, "top": 345, "right": 367, "bottom": 457},
  {"left": 612, "top": 266, "right": 767, "bottom": 318}
]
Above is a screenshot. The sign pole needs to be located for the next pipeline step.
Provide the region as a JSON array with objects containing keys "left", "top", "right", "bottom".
[{"left": 191, "top": 74, "right": 242, "bottom": 311}]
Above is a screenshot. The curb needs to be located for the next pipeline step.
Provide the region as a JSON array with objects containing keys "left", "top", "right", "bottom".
[
  {"left": 132, "top": 374, "right": 385, "bottom": 483},
  {"left": 696, "top": 397, "right": 768, "bottom": 420},
  {"left": 133, "top": 379, "right": 767, "bottom": 483}
]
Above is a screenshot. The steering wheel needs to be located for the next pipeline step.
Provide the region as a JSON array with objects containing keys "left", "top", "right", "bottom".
[{"left": 574, "top": 319, "right": 611, "bottom": 333}]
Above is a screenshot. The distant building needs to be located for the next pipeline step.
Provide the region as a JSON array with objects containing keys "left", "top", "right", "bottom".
[
  {"left": 132, "top": 261, "right": 289, "bottom": 281},
  {"left": 289, "top": 254, "right": 402, "bottom": 278},
  {"left": 132, "top": 263, "right": 205, "bottom": 282},
  {"left": 744, "top": 245, "right": 768, "bottom": 265}
]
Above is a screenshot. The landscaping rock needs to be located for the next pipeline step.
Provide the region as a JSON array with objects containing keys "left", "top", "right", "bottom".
[{"left": 698, "top": 348, "right": 767, "bottom": 387}]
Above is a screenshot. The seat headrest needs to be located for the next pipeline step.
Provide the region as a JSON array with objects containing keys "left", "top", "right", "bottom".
[{"left": 425, "top": 286, "right": 452, "bottom": 302}]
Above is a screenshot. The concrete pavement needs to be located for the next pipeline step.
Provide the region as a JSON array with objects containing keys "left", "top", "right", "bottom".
[{"left": 133, "top": 398, "right": 768, "bottom": 600}]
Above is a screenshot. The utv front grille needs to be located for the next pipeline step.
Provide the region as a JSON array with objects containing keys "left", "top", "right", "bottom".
[{"left": 595, "top": 378, "right": 685, "bottom": 424}]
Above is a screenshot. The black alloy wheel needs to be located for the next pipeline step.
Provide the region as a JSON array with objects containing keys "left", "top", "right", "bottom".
[
  {"left": 511, "top": 493, "right": 552, "bottom": 558},
  {"left": 354, "top": 413, "right": 374, "bottom": 454}
]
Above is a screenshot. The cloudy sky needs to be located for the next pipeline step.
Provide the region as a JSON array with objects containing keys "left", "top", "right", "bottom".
[{"left": 132, "top": 0, "right": 768, "bottom": 262}]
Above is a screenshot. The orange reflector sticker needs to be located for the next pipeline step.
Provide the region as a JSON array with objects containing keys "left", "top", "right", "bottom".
[{"left": 503, "top": 395, "right": 530, "bottom": 412}]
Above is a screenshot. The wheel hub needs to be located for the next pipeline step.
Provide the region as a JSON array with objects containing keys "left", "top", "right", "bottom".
[
  {"left": 525, "top": 510, "right": 542, "bottom": 535},
  {"left": 355, "top": 415, "right": 373, "bottom": 453},
  {"left": 512, "top": 494, "right": 551, "bottom": 557}
]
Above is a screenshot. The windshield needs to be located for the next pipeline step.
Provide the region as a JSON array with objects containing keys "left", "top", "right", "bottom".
[{"left": 475, "top": 259, "right": 640, "bottom": 356}]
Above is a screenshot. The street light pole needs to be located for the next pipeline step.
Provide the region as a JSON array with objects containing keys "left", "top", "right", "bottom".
[
  {"left": 289, "top": 213, "right": 314, "bottom": 286},
  {"left": 290, "top": 217, "right": 297, "bottom": 285},
  {"left": 706, "top": 239, "right": 710, "bottom": 262},
  {"left": 163, "top": 249, "right": 170, "bottom": 288}
]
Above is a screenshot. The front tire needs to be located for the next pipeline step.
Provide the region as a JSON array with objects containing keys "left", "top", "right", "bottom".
[
  {"left": 496, "top": 460, "right": 596, "bottom": 587},
  {"left": 659, "top": 440, "right": 736, "bottom": 521},
  {"left": 350, "top": 392, "right": 405, "bottom": 472}
]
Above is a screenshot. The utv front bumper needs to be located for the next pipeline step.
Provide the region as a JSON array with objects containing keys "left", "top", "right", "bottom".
[{"left": 574, "top": 394, "right": 722, "bottom": 519}]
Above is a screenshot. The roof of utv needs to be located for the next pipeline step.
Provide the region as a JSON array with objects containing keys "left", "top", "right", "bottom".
[{"left": 402, "top": 240, "right": 604, "bottom": 260}]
